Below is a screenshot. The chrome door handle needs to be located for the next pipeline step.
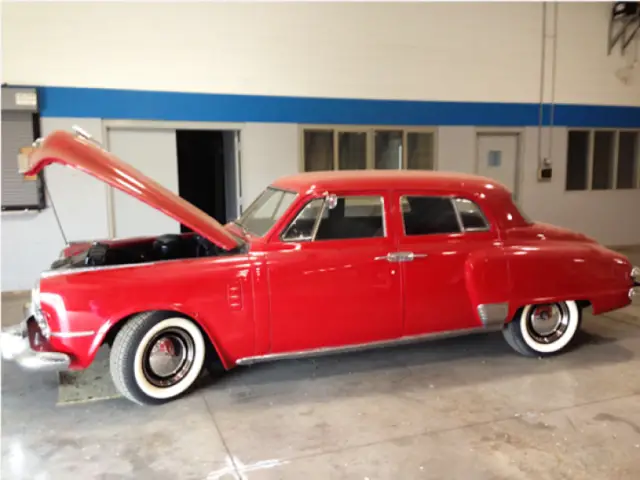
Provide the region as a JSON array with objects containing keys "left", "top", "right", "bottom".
[{"left": 374, "top": 252, "right": 428, "bottom": 263}]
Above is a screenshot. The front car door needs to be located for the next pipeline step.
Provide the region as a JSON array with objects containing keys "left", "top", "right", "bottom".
[
  {"left": 391, "top": 191, "right": 508, "bottom": 336},
  {"left": 266, "top": 191, "right": 403, "bottom": 353}
]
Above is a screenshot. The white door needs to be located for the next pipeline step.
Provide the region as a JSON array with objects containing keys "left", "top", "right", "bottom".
[
  {"left": 476, "top": 133, "right": 519, "bottom": 195},
  {"left": 107, "top": 128, "right": 180, "bottom": 238}
]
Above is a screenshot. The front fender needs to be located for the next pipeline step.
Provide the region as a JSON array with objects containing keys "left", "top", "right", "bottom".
[{"left": 39, "top": 255, "right": 255, "bottom": 370}]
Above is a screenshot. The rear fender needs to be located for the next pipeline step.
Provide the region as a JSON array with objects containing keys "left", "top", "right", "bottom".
[{"left": 504, "top": 243, "right": 631, "bottom": 318}]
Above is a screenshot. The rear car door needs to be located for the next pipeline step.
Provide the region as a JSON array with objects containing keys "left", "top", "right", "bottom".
[
  {"left": 266, "top": 192, "right": 403, "bottom": 353},
  {"left": 391, "top": 191, "right": 507, "bottom": 336}
]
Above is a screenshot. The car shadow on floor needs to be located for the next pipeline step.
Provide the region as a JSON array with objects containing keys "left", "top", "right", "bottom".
[{"left": 195, "top": 316, "right": 639, "bottom": 407}]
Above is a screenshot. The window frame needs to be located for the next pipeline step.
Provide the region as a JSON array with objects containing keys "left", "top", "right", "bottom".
[
  {"left": 565, "top": 128, "right": 640, "bottom": 192},
  {"left": 299, "top": 125, "right": 438, "bottom": 173},
  {"left": 399, "top": 194, "right": 492, "bottom": 237},
  {"left": 280, "top": 193, "right": 389, "bottom": 243}
]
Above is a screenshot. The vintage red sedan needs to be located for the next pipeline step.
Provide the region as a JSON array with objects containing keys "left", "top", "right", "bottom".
[{"left": 2, "top": 129, "right": 638, "bottom": 405}]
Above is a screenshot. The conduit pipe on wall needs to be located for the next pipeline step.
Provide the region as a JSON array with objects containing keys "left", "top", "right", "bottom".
[{"left": 537, "top": 1, "right": 559, "bottom": 172}]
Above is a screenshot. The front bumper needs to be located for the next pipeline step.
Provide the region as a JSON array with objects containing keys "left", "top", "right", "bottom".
[{"left": 0, "top": 320, "right": 70, "bottom": 371}]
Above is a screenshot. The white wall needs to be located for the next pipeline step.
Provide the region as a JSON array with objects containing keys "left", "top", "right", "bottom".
[
  {"left": 107, "top": 128, "right": 180, "bottom": 238},
  {"left": 240, "top": 123, "right": 299, "bottom": 210},
  {"left": 438, "top": 126, "right": 640, "bottom": 247},
  {"left": 2, "top": 2, "right": 638, "bottom": 106},
  {"left": 1, "top": 118, "right": 109, "bottom": 292}
]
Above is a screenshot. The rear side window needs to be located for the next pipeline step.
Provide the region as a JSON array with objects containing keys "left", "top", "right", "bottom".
[
  {"left": 401, "top": 196, "right": 460, "bottom": 235},
  {"left": 401, "top": 196, "right": 490, "bottom": 236},
  {"left": 453, "top": 198, "right": 489, "bottom": 231}
]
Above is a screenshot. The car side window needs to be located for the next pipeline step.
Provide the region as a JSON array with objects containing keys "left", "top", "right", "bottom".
[
  {"left": 401, "top": 196, "right": 461, "bottom": 235},
  {"left": 316, "top": 196, "right": 385, "bottom": 240},
  {"left": 453, "top": 198, "right": 489, "bottom": 231},
  {"left": 282, "top": 199, "right": 325, "bottom": 241}
]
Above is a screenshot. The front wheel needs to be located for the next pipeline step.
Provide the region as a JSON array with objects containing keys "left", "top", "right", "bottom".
[
  {"left": 110, "top": 312, "right": 207, "bottom": 405},
  {"left": 502, "top": 301, "right": 581, "bottom": 357}
]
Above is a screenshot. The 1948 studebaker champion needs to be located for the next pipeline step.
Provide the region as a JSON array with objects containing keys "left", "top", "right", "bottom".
[{"left": 2, "top": 129, "right": 639, "bottom": 405}]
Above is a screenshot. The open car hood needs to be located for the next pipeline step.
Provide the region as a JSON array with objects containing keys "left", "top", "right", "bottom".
[{"left": 21, "top": 129, "right": 242, "bottom": 251}]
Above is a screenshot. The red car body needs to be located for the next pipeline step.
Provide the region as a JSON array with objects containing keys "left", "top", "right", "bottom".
[{"left": 6, "top": 130, "right": 639, "bottom": 376}]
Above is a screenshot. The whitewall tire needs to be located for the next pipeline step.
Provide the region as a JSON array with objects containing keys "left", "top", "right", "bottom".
[
  {"left": 110, "top": 311, "right": 207, "bottom": 405},
  {"left": 502, "top": 301, "right": 581, "bottom": 357}
]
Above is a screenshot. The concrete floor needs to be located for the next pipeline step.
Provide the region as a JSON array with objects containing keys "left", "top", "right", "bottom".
[{"left": 2, "top": 250, "right": 640, "bottom": 479}]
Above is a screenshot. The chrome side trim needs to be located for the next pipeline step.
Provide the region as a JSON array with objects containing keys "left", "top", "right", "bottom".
[
  {"left": 49, "top": 331, "right": 96, "bottom": 338},
  {"left": 477, "top": 302, "right": 509, "bottom": 328},
  {"left": 236, "top": 326, "right": 495, "bottom": 366}
]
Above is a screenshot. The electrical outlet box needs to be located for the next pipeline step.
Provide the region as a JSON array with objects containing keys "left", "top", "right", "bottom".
[{"left": 538, "top": 167, "right": 552, "bottom": 181}]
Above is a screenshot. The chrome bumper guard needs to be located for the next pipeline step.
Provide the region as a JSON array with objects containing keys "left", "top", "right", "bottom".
[{"left": 0, "top": 321, "right": 70, "bottom": 371}]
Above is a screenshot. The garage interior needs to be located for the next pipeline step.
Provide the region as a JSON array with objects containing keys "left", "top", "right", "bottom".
[{"left": 2, "top": 2, "right": 640, "bottom": 479}]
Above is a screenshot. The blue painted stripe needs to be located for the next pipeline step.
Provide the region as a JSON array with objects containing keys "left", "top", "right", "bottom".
[{"left": 32, "top": 86, "right": 640, "bottom": 128}]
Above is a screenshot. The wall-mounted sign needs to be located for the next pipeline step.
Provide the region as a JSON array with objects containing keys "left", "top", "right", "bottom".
[{"left": 15, "top": 92, "right": 37, "bottom": 107}]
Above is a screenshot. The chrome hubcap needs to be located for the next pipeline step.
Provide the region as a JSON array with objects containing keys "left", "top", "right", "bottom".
[
  {"left": 142, "top": 328, "right": 195, "bottom": 388},
  {"left": 526, "top": 303, "right": 570, "bottom": 344}
]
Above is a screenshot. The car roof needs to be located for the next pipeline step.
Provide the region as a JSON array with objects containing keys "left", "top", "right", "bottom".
[{"left": 271, "top": 170, "right": 510, "bottom": 196}]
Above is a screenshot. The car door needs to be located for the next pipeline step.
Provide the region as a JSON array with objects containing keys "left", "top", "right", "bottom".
[
  {"left": 391, "top": 191, "right": 506, "bottom": 336},
  {"left": 266, "top": 191, "right": 403, "bottom": 353}
]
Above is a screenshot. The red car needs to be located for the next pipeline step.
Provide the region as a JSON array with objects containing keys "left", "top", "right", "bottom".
[{"left": 2, "top": 129, "right": 638, "bottom": 405}]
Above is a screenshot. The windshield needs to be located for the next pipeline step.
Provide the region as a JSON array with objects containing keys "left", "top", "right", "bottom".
[{"left": 236, "top": 187, "right": 298, "bottom": 237}]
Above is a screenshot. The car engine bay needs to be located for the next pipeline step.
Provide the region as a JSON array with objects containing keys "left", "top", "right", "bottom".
[{"left": 49, "top": 233, "right": 238, "bottom": 271}]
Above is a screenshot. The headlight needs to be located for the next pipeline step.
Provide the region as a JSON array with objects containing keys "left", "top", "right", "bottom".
[{"left": 31, "top": 281, "right": 50, "bottom": 339}]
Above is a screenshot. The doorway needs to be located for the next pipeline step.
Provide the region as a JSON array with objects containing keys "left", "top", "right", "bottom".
[
  {"left": 106, "top": 124, "right": 241, "bottom": 239},
  {"left": 176, "top": 130, "right": 237, "bottom": 231},
  {"left": 475, "top": 132, "right": 520, "bottom": 198}
]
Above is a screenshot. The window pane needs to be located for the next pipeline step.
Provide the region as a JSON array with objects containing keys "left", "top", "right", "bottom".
[
  {"left": 407, "top": 133, "right": 434, "bottom": 170},
  {"left": 591, "top": 131, "right": 615, "bottom": 190},
  {"left": 566, "top": 131, "right": 589, "bottom": 191},
  {"left": 315, "top": 196, "right": 384, "bottom": 240},
  {"left": 283, "top": 198, "right": 324, "bottom": 241},
  {"left": 616, "top": 131, "right": 639, "bottom": 189},
  {"left": 237, "top": 188, "right": 297, "bottom": 236},
  {"left": 453, "top": 198, "right": 489, "bottom": 230},
  {"left": 304, "top": 130, "right": 333, "bottom": 172},
  {"left": 402, "top": 196, "right": 461, "bottom": 236},
  {"left": 338, "top": 132, "right": 366, "bottom": 170},
  {"left": 375, "top": 131, "right": 403, "bottom": 170}
]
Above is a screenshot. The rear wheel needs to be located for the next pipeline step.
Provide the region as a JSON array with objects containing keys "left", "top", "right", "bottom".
[
  {"left": 110, "top": 311, "right": 207, "bottom": 405},
  {"left": 502, "top": 301, "right": 581, "bottom": 357}
]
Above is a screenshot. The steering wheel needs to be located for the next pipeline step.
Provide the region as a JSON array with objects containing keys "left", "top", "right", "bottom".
[{"left": 194, "top": 235, "right": 216, "bottom": 257}]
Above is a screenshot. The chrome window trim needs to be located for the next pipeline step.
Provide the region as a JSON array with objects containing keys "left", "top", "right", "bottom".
[
  {"left": 451, "top": 197, "right": 464, "bottom": 232},
  {"left": 452, "top": 197, "right": 491, "bottom": 233},
  {"left": 281, "top": 194, "right": 388, "bottom": 243},
  {"left": 280, "top": 197, "right": 326, "bottom": 243},
  {"left": 398, "top": 195, "right": 491, "bottom": 237}
]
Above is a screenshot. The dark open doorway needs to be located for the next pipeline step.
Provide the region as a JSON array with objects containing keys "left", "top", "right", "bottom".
[{"left": 176, "top": 130, "right": 238, "bottom": 233}]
